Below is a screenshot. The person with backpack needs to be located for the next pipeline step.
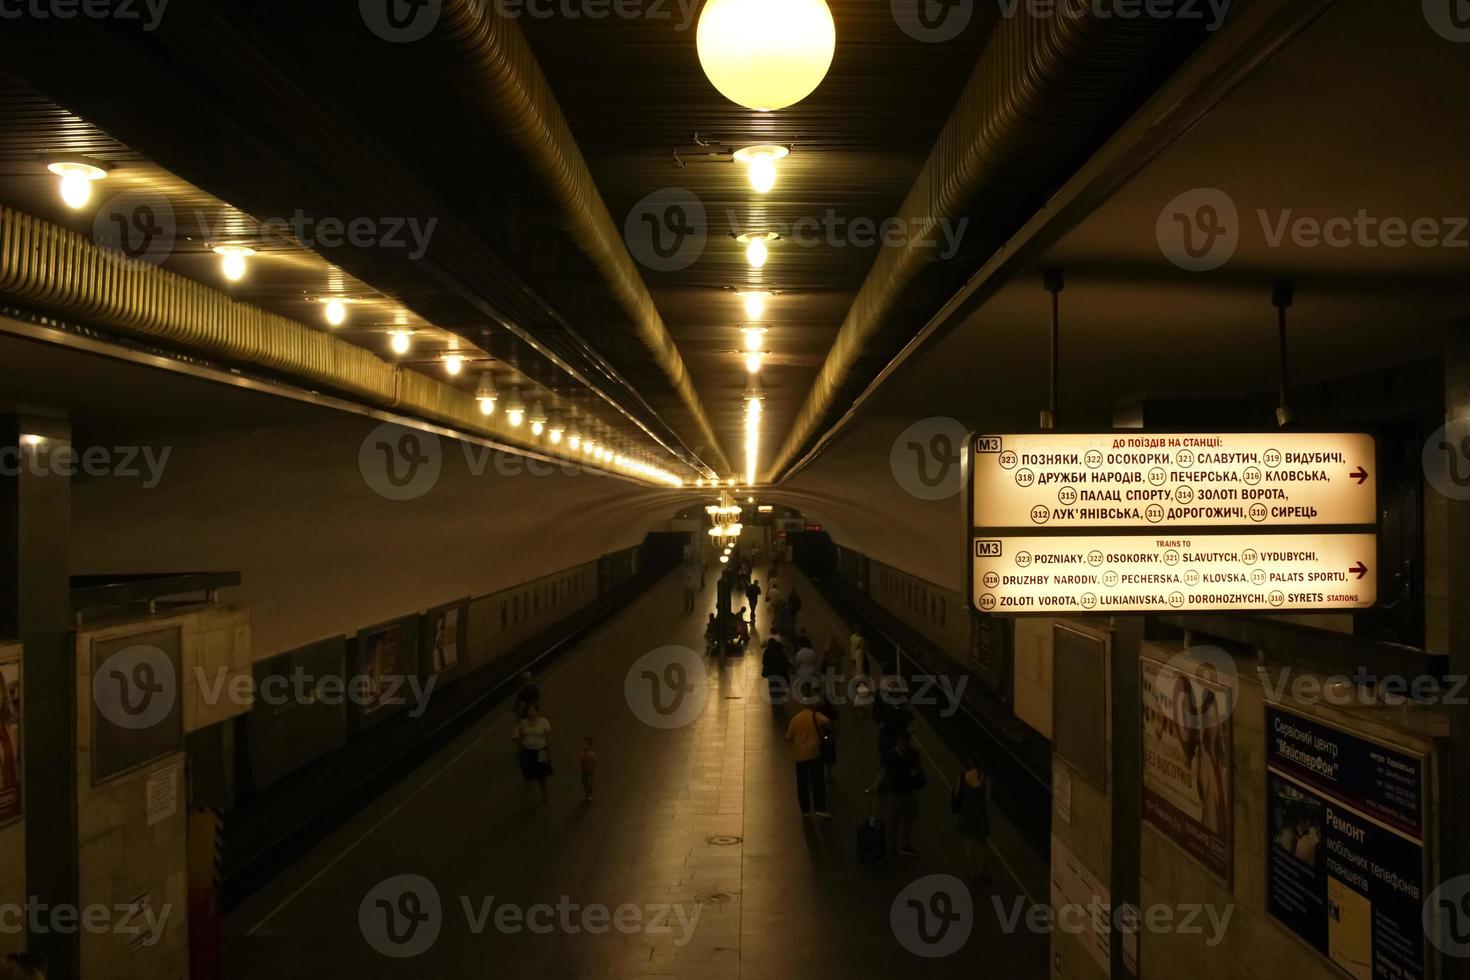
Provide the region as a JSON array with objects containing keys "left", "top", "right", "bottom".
[
  {"left": 953, "top": 754, "right": 992, "bottom": 883},
  {"left": 868, "top": 728, "right": 925, "bottom": 858},
  {"left": 785, "top": 703, "right": 833, "bottom": 818}
]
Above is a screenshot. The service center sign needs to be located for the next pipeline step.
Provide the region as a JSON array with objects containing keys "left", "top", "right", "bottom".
[
  {"left": 969, "top": 433, "right": 1379, "bottom": 616},
  {"left": 973, "top": 433, "right": 1376, "bottom": 529}
]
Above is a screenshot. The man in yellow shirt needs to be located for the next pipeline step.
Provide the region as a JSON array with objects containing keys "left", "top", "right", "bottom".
[{"left": 786, "top": 706, "right": 832, "bottom": 818}]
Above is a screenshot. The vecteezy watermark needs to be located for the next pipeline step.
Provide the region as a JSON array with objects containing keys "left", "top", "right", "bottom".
[
  {"left": 1161, "top": 645, "right": 1240, "bottom": 727},
  {"left": 358, "top": 875, "right": 703, "bottom": 959},
  {"left": 625, "top": 188, "right": 708, "bottom": 273},
  {"left": 1256, "top": 665, "right": 1470, "bottom": 710},
  {"left": 0, "top": 0, "right": 170, "bottom": 31},
  {"left": 1158, "top": 188, "right": 1469, "bottom": 272},
  {"left": 892, "top": 875, "right": 975, "bottom": 957},
  {"left": 993, "top": 896, "right": 1235, "bottom": 947},
  {"left": 91, "top": 194, "right": 438, "bottom": 268},
  {"left": 1424, "top": 418, "right": 1470, "bottom": 501},
  {"left": 1424, "top": 875, "right": 1470, "bottom": 958},
  {"left": 194, "top": 666, "right": 438, "bottom": 718},
  {"left": 0, "top": 898, "right": 171, "bottom": 945},
  {"left": 2, "top": 442, "right": 171, "bottom": 488},
  {"left": 724, "top": 209, "right": 971, "bottom": 260},
  {"left": 357, "top": 423, "right": 597, "bottom": 502},
  {"left": 995, "top": 0, "right": 1232, "bottom": 30},
  {"left": 93, "top": 644, "right": 176, "bottom": 732},
  {"left": 492, "top": 0, "right": 700, "bottom": 30},
  {"left": 625, "top": 646, "right": 708, "bottom": 729},
  {"left": 1423, "top": 0, "right": 1470, "bottom": 43},
  {"left": 764, "top": 671, "right": 970, "bottom": 718},
  {"left": 360, "top": 0, "right": 442, "bottom": 42},
  {"left": 892, "top": 0, "right": 975, "bottom": 43},
  {"left": 890, "top": 417, "right": 968, "bottom": 500}
]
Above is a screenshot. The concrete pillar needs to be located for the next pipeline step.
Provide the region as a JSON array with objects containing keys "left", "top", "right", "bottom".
[
  {"left": 1444, "top": 318, "right": 1470, "bottom": 980},
  {"left": 3, "top": 416, "right": 77, "bottom": 980}
]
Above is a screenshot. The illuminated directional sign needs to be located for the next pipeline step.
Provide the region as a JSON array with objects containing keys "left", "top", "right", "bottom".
[
  {"left": 971, "top": 533, "right": 1377, "bottom": 615},
  {"left": 968, "top": 432, "right": 1380, "bottom": 616},
  {"left": 972, "top": 433, "right": 1376, "bottom": 529}
]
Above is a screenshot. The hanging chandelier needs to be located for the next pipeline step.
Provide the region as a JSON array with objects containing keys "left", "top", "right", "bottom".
[{"left": 706, "top": 490, "right": 744, "bottom": 541}]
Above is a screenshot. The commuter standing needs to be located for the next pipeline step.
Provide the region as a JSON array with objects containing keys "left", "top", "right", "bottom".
[
  {"left": 869, "top": 728, "right": 925, "bottom": 858},
  {"left": 682, "top": 562, "right": 699, "bottom": 613},
  {"left": 786, "top": 704, "right": 832, "bottom": 818},
  {"left": 510, "top": 703, "right": 554, "bottom": 804},
  {"left": 514, "top": 672, "right": 540, "bottom": 719},
  {"left": 954, "top": 754, "right": 991, "bottom": 883},
  {"left": 761, "top": 636, "right": 791, "bottom": 706},
  {"left": 787, "top": 586, "right": 804, "bottom": 632}
]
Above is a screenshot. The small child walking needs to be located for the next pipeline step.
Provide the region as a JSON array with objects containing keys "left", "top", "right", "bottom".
[{"left": 580, "top": 737, "right": 598, "bottom": 804}]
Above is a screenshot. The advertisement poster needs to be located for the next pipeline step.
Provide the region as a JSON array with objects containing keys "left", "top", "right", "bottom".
[
  {"left": 1266, "top": 708, "right": 1426, "bottom": 980},
  {"left": 1142, "top": 657, "right": 1234, "bottom": 883},
  {"left": 356, "top": 620, "right": 414, "bottom": 716},
  {"left": 0, "top": 654, "right": 20, "bottom": 824},
  {"left": 425, "top": 601, "right": 466, "bottom": 675}
]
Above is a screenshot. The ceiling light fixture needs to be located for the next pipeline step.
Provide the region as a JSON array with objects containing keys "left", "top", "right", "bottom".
[
  {"left": 733, "top": 144, "right": 790, "bottom": 194},
  {"left": 389, "top": 330, "right": 413, "bottom": 355},
  {"left": 47, "top": 157, "right": 109, "bottom": 210},
  {"left": 741, "top": 291, "right": 770, "bottom": 320},
  {"left": 323, "top": 298, "right": 348, "bottom": 327},
  {"left": 213, "top": 245, "right": 255, "bottom": 282},
  {"left": 528, "top": 401, "right": 548, "bottom": 437},
  {"left": 444, "top": 354, "right": 465, "bottom": 376},
  {"left": 741, "top": 325, "right": 768, "bottom": 351},
  {"left": 744, "top": 350, "right": 766, "bottom": 374},
  {"left": 737, "top": 232, "right": 778, "bottom": 269},
  {"left": 567, "top": 421, "right": 582, "bottom": 451},
  {"left": 505, "top": 388, "right": 527, "bottom": 427},
  {"left": 696, "top": 0, "right": 836, "bottom": 111},
  {"left": 548, "top": 414, "right": 565, "bottom": 444},
  {"left": 475, "top": 371, "right": 499, "bottom": 415}
]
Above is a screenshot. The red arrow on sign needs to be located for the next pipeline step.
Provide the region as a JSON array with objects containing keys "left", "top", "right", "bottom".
[
  {"left": 1349, "top": 466, "right": 1369, "bottom": 485},
  {"left": 1349, "top": 562, "right": 1369, "bottom": 580}
]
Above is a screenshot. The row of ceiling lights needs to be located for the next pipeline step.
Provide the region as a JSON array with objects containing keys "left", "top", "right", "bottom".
[
  {"left": 42, "top": 154, "right": 685, "bottom": 488},
  {"left": 695, "top": 0, "right": 837, "bottom": 489}
]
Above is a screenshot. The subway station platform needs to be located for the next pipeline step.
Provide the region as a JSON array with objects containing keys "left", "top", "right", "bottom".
[{"left": 222, "top": 567, "right": 1047, "bottom": 978}]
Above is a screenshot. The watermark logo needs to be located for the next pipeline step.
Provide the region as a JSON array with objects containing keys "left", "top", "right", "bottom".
[
  {"left": 360, "top": 0, "right": 442, "bottom": 42},
  {"left": 1162, "top": 645, "right": 1239, "bottom": 728},
  {"left": 892, "top": 875, "right": 974, "bottom": 957},
  {"left": 493, "top": 0, "right": 700, "bottom": 29},
  {"left": 0, "top": 899, "right": 171, "bottom": 943},
  {"left": 1424, "top": 0, "right": 1470, "bottom": 42},
  {"left": 1424, "top": 418, "right": 1470, "bottom": 500},
  {"left": 993, "top": 0, "right": 1232, "bottom": 31},
  {"left": 890, "top": 417, "right": 967, "bottom": 500},
  {"left": 93, "top": 190, "right": 177, "bottom": 267},
  {"left": 625, "top": 188, "right": 707, "bottom": 272},
  {"left": 892, "top": 0, "right": 973, "bottom": 43},
  {"left": 624, "top": 646, "right": 707, "bottom": 729},
  {"left": 93, "top": 644, "right": 176, "bottom": 731},
  {"left": 1157, "top": 188, "right": 1239, "bottom": 272},
  {"left": 359, "top": 423, "right": 443, "bottom": 501},
  {"left": 0, "top": 0, "right": 170, "bottom": 30},
  {"left": 360, "top": 874, "right": 443, "bottom": 958},
  {"left": 1425, "top": 876, "right": 1470, "bottom": 957}
]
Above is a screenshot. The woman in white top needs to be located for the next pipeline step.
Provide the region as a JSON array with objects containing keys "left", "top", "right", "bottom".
[{"left": 510, "top": 703, "right": 554, "bottom": 804}]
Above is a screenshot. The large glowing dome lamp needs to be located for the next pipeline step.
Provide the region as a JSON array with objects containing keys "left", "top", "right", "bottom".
[{"left": 696, "top": 0, "right": 836, "bottom": 112}]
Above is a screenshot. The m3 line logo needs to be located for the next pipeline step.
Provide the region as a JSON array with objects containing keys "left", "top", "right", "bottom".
[
  {"left": 624, "top": 646, "right": 707, "bottom": 729},
  {"left": 891, "top": 875, "right": 974, "bottom": 957}
]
